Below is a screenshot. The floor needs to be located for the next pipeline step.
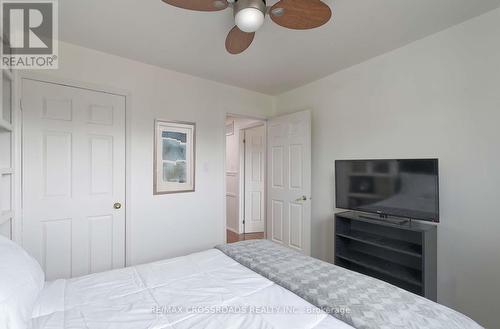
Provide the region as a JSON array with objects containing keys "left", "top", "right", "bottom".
[{"left": 227, "top": 229, "right": 265, "bottom": 244}]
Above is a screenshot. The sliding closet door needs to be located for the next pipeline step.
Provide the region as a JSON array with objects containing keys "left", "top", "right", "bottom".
[{"left": 22, "top": 78, "right": 126, "bottom": 280}]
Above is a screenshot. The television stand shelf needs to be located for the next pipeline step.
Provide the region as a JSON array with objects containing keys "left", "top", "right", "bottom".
[{"left": 334, "top": 211, "right": 437, "bottom": 300}]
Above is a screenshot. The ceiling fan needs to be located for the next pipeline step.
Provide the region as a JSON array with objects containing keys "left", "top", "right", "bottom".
[{"left": 161, "top": 0, "right": 332, "bottom": 54}]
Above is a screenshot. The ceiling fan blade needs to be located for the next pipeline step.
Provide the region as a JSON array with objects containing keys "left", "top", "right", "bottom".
[
  {"left": 270, "top": 0, "right": 332, "bottom": 30},
  {"left": 225, "top": 26, "right": 255, "bottom": 55},
  {"left": 161, "top": 0, "right": 228, "bottom": 12}
]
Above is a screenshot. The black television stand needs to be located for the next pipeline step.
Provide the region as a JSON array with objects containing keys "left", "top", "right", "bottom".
[
  {"left": 358, "top": 213, "right": 409, "bottom": 225},
  {"left": 334, "top": 211, "right": 437, "bottom": 300}
]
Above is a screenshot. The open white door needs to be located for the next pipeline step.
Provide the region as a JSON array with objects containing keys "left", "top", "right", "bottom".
[
  {"left": 22, "top": 78, "right": 126, "bottom": 280},
  {"left": 243, "top": 124, "right": 265, "bottom": 233},
  {"left": 267, "top": 110, "right": 311, "bottom": 255}
]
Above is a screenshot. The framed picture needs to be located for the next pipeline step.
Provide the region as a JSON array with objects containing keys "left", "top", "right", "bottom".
[{"left": 154, "top": 120, "right": 196, "bottom": 194}]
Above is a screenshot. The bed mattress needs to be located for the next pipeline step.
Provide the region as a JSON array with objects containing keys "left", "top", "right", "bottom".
[{"left": 31, "top": 249, "right": 354, "bottom": 329}]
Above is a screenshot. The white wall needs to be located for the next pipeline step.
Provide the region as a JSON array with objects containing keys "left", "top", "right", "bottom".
[
  {"left": 275, "top": 8, "right": 500, "bottom": 328},
  {"left": 29, "top": 42, "right": 273, "bottom": 266}
]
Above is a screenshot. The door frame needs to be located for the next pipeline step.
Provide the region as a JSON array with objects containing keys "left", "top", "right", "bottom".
[
  {"left": 223, "top": 113, "right": 267, "bottom": 242},
  {"left": 15, "top": 72, "right": 133, "bottom": 266}
]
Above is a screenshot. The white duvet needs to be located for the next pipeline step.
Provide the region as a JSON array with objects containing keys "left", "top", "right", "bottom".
[{"left": 31, "top": 249, "right": 354, "bottom": 329}]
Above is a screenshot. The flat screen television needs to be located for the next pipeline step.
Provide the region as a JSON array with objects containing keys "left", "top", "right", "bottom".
[{"left": 335, "top": 159, "right": 439, "bottom": 222}]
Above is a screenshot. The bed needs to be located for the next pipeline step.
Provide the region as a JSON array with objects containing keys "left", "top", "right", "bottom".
[{"left": 0, "top": 236, "right": 482, "bottom": 329}]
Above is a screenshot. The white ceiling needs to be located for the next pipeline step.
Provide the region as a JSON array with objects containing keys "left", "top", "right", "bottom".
[{"left": 60, "top": 0, "right": 500, "bottom": 95}]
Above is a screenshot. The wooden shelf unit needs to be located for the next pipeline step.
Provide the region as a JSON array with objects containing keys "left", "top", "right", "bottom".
[{"left": 334, "top": 211, "right": 437, "bottom": 300}]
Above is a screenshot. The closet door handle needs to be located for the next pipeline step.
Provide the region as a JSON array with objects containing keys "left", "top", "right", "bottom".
[{"left": 113, "top": 202, "right": 122, "bottom": 209}]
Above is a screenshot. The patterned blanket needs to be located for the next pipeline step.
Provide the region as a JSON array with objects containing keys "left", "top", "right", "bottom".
[{"left": 216, "top": 240, "right": 482, "bottom": 329}]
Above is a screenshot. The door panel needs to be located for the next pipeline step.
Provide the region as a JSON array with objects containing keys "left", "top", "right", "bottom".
[
  {"left": 267, "top": 111, "right": 311, "bottom": 255},
  {"left": 22, "top": 79, "right": 126, "bottom": 280},
  {"left": 88, "top": 214, "right": 114, "bottom": 273},
  {"left": 271, "top": 146, "right": 284, "bottom": 188},
  {"left": 289, "top": 144, "right": 303, "bottom": 189},
  {"left": 244, "top": 125, "right": 265, "bottom": 233},
  {"left": 89, "top": 135, "right": 113, "bottom": 195},
  {"left": 289, "top": 203, "right": 303, "bottom": 249},
  {"left": 43, "top": 131, "right": 72, "bottom": 197},
  {"left": 271, "top": 200, "right": 284, "bottom": 242}
]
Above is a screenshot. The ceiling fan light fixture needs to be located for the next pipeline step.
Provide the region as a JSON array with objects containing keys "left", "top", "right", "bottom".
[
  {"left": 235, "top": 8, "right": 264, "bottom": 32},
  {"left": 161, "top": 0, "right": 333, "bottom": 55},
  {"left": 234, "top": 0, "right": 266, "bottom": 33}
]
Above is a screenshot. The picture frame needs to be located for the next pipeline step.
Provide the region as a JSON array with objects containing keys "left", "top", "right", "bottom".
[{"left": 154, "top": 120, "right": 196, "bottom": 194}]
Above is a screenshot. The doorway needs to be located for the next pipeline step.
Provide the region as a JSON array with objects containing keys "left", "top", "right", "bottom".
[
  {"left": 224, "top": 110, "right": 313, "bottom": 255},
  {"left": 225, "top": 115, "right": 266, "bottom": 243}
]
